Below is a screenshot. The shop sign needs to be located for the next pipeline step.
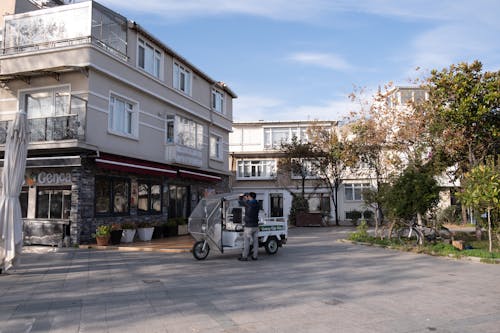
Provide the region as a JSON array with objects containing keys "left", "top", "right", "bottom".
[{"left": 25, "top": 171, "right": 72, "bottom": 186}]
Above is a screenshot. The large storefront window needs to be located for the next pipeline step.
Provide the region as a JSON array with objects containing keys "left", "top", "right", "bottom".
[
  {"left": 95, "top": 176, "right": 130, "bottom": 215},
  {"left": 36, "top": 187, "right": 71, "bottom": 219},
  {"left": 138, "top": 181, "right": 162, "bottom": 214},
  {"left": 168, "top": 185, "right": 189, "bottom": 218}
]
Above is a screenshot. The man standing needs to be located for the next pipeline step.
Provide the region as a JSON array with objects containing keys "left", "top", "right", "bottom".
[{"left": 238, "top": 192, "right": 260, "bottom": 261}]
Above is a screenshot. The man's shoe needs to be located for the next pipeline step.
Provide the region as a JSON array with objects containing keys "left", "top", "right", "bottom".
[
  {"left": 238, "top": 257, "right": 248, "bottom": 261},
  {"left": 251, "top": 257, "right": 258, "bottom": 261}
]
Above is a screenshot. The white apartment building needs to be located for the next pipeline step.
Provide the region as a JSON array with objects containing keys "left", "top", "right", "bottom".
[
  {"left": 0, "top": 0, "right": 236, "bottom": 244},
  {"left": 229, "top": 120, "right": 377, "bottom": 225}
]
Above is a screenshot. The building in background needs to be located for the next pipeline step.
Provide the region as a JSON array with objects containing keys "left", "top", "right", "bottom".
[
  {"left": 229, "top": 120, "right": 375, "bottom": 224},
  {"left": 0, "top": 0, "right": 236, "bottom": 245}
]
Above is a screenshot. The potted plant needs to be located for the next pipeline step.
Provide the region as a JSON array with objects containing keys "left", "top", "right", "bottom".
[
  {"left": 121, "top": 222, "right": 136, "bottom": 243},
  {"left": 165, "top": 218, "right": 178, "bottom": 237},
  {"left": 346, "top": 210, "right": 362, "bottom": 226},
  {"left": 152, "top": 221, "right": 163, "bottom": 239},
  {"left": 110, "top": 223, "right": 123, "bottom": 245},
  {"left": 137, "top": 221, "right": 154, "bottom": 241},
  {"left": 177, "top": 218, "right": 188, "bottom": 235},
  {"left": 93, "top": 224, "right": 111, "bottom": 246}
]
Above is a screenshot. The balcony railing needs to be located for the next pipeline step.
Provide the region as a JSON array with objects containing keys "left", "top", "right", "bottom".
[
  {"left": 165, "top": 144, "right": 203, "bottom": 168},
  {"left": 0, "top": 95, "right": 87, "bottom": 145},
  {"left": 1, "top": 1, "right": 127, "bottom": 60}
]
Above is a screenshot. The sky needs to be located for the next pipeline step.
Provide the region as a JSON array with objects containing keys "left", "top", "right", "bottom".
[{"left": 94, "top": 0, "right": 500, "bottom": 122}]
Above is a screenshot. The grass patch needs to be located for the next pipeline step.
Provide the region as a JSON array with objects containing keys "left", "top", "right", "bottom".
[{"left": 347, "top": 230, "right": 500, "bottom": 263}]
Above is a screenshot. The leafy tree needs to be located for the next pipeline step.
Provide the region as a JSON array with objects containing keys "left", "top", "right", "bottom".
[
  {"left": 277, "top": 136, "right": 319, "bottom": 197},
  {"left": 423, "top": 61, "right": 500, "bottom": 224},
  {"left": 425, "top": 60, "right": 500, "bottom": 180},
  {"left": 457, "top": 159, "right": 500, "bottom": 252},
  {"left": 306, "top": 122, "right": 350, "bottom": 225},
  {"left": 382, "top": 165, "right": 440, "bottom": 221}
]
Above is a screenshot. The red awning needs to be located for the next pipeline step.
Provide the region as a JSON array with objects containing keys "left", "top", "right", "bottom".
[
  {"left": 96, "top": 154, "right": 177, "bottom": 177},
  {"left": 179, "top": 169, "right": 221, "bottom": 182}
]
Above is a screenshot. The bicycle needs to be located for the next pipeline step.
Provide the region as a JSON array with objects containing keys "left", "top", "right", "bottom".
[{"left": 393, "top": 219, "right": 452, "bottom": 246}]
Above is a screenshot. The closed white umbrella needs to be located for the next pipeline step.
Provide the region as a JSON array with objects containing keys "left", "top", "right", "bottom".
[{"left": 0, "top": 111, "right": 28, "bottom": 273}]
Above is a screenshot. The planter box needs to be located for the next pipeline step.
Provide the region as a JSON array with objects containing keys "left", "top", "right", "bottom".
[
  {"left": 110, "top": 230, "right": 123, "bottom": 245},
  {"left": 96, "top": 235, "right": 110, "bottom": 246},
  {"left": 296, "top": 212, "right": 323, "bottom": 227},
  {"left": 178, "top": 224, "right": 188, "bottom": 235},
  {"left": 152, "top": 226, "right": 163, "bottom": 239},
  {"left": 137, "top": 227, "right": 154, "bottom": 241},
  {"left": 121, "top": 229, "right": 136, "bottom": 243}
]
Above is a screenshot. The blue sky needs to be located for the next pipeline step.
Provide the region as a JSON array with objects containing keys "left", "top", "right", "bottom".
[{"left": 95, "top": 0, "right": 500, "bottom": 122}]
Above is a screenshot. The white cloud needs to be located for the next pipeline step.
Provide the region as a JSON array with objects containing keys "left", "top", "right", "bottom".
[{"left": 287, "top": 52, "right": 354, "bottom": 72}]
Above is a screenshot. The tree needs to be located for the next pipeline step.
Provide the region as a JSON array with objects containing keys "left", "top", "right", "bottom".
[
  {"left": 423, "top": 61, "right": 500, "bottom": 224},
  {"left": 382, "top": 165, "right": 440, "bottom": 222},
  {"left": 277, "top": 136, "right": 318, "bottom": 198},
  {"left": 457, "top": 159, "right": 500, "bottom": 252},
  {"left": 306, "top": 122, "right": 349, "bottom": 225},
  {"left": 277, "top": 136, "right": 320, "bottom": 224},
  {"left": 425, "top": 60, "right": 500, "bottom": 180}
]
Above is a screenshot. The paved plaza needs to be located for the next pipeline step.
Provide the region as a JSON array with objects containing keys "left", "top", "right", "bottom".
[{"left": 1, "top": 227, "right": 499, "bottom": 333}]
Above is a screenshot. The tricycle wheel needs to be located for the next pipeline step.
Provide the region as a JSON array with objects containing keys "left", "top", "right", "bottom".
[
  {"left": 265, "top": 237, "right": 279, "bottom": 255},
  {"left": 192, "top": 240, "right": 210, "bottom": 260}
]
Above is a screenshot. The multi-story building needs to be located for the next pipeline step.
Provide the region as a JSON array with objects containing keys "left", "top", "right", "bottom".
[
  {"left": 229, "top": 120, "right": 375, "bottom": 224},
  {"left": 0, "top": 0, "right": 236, "bottom": 245}
]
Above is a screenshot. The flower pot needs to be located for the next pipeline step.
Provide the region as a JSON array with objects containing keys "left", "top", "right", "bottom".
[
  {"left": 177, "top": 224, "right": 188, "bottom": 235},
  {"left": 96, "top": 235, "right": 110, "bottom": 246},
  {"left": 137, "top": 227, "right": 154, "bottom": 241},
  {"left": 121, "top": 229, "right": 136, "bottom": 243},
  {"left": 152, "top": 226, "right": 163, "bottom": 239},
  {"left": 110, "top": 230, "right": 123, "bottom": 245}
]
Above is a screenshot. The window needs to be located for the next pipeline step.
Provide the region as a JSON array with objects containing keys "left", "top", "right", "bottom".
[
  {"left": 212, "top": 89, "right": 224, "bottom": 113},
  {"left": 138, "top": 38, "right": 162, "bottom": 78},
  {"left": 138, "top": 181, "right": 162, "bottom": 214},
  {"left": 23, "top": 86, "right": 72, "bottom": 141},
  {"left": 307, "top": 193, "right": 330, "bottom": 213},
  {"left": 95, "top": 176, "right": 130, "bottom": 215},
  {"left": 270, "top": 193, "right": 283, "bottom": 217},
  {"left": 176, "top": 116, "right": 203, "bottom": 149},
  {"left": 210, "top": 134, "right": 222, "bottom": 160},
  {"left": 291, "top": 159, "right": 317, "bottom": 179},
  {"left": 237, "top": 160, "right": 276, "bottom": 179},
  {"left": 169, "top": 185, "right": 189, "bottom": 218},
  {"left": 36, "top": 187, "right": 71, "bottom": 219},
  {"left": 264, "top": 127, "right": 309, "bottom": 149},
  {"left": 166, "top": 115, "right": 175, "bottom": 143},
  {"left": 344, "top": 183, "right": 370, "bottom": 201},
  {"left": 109, "top": 94, "right": 137, "bottom": 137},
  {"left": 173, "top": 62, "right": 192, "bottom": 95},
  {"left": 20, "top": 187, "right": 29, "bottom": 218}
]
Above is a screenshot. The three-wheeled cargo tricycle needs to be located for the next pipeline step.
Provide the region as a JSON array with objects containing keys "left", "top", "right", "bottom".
[{"left": 188, "top": 193, "right": 288, "bottom": 260}]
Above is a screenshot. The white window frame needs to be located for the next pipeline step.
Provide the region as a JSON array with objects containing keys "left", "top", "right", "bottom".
[
  {"left": 108, "top": 93, "right": 138, "bottom": 138},
  {"left": 173, "top": 62, "right": 192, "bottom": 95},
  {"left": 209, "top": 134, "right": 222, "bottom": 160},
  {"left": 212, "top": 89, "right": 224, "bottom": 113},
  {"left": 175, "top": 115, "right": 203, "bottom": 149},
  {"left": 137, "top": 37, "right": 162, "bottom": 79},
  {"left": 237, "top": 160, "right": 276, "bottom": 179},
  {"left": 263, "top": 126, "right": 309, "bottom": 149},
  {"left": 344, "top": 183, "right": 370, "bottom": 201},
  {"left": 20, "top": 85, "right": 71, "bottom": 119},
  {"left": 291, "top": 159, "right": 318, "bottom": 179}
]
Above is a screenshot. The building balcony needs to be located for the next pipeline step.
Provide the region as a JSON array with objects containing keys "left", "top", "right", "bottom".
[
  {"left": 1, "top": 1, "right": 127, "bottom": 61},
  {"left": 165, "top": 144, "right": 203, "bottom": 168},
  {"left": 0, "top": 95, "right": 87, "bottom": 145}
]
